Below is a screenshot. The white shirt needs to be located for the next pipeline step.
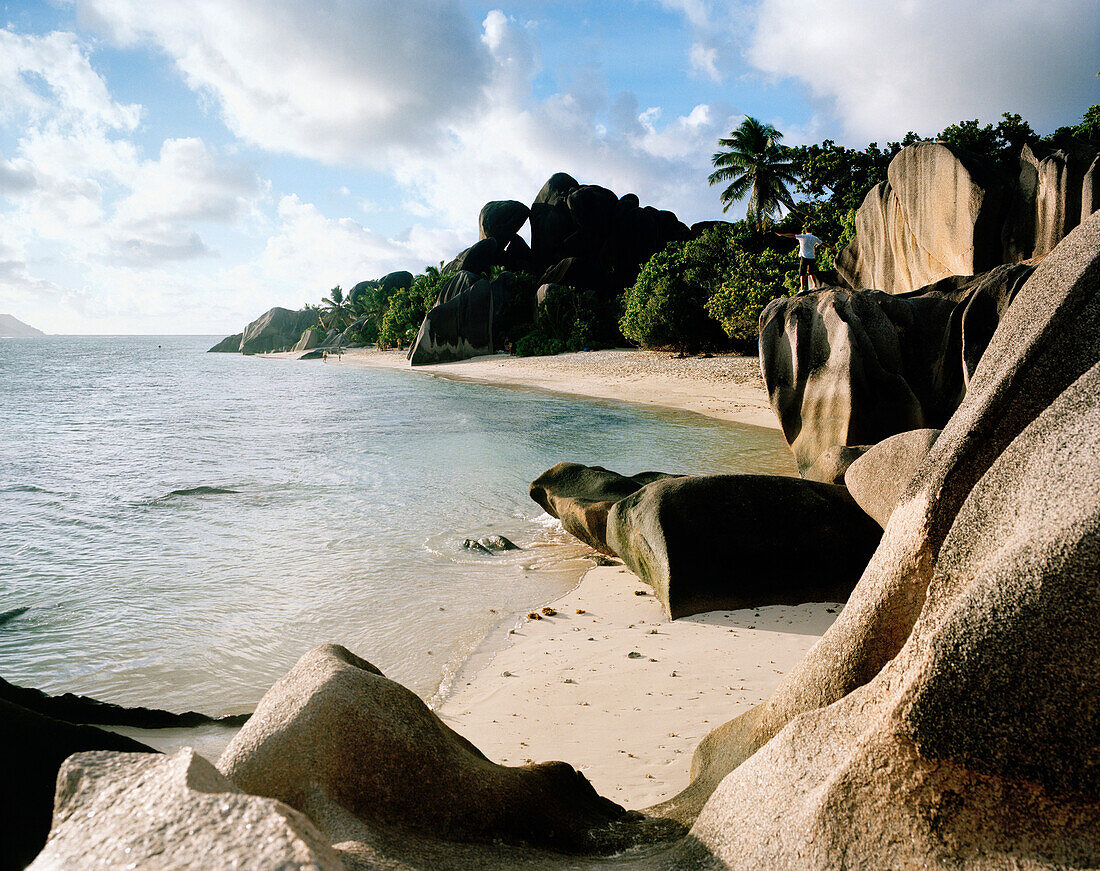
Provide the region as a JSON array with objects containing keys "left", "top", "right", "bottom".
[{"left": 795, "top": 233, "right": 822, "bottom": 259}]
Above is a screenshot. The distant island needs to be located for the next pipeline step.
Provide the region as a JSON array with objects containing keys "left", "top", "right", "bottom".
[{"left": 0, "top": 314, "right": 45, "bottom": 337}]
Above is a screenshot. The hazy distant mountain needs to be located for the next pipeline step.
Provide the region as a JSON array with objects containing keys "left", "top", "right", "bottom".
[{"left": 0, "top": 314, "right": 45, "bottom": 337}]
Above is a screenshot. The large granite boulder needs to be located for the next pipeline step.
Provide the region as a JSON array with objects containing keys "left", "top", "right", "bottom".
[
  {"left": 28, "top": 749, "right": 343, "bottom": 870},
  {"left": 239, "top": 307, "right": 320, "bottom": 355},
  {"left": 379, "top": 269, "right": 414, "bottom": 293},
  {"left": 292, "top": 327, "right": 321, "bottom": 352},
  {"left": 2, "top": 698, "right": 156, "bottom": 870},
  {"left": 529, "top": 462, "right": 677, "bottom": 554},
  {"left": 800, "top": 443, "right": 871, "bottom": 484},
  {"left": 408, "top": 271, "right": 535, "bottom": 366},
  {"left": 529, "top": 172, "right": 580, "bottom": 270},
  {"left": 434, "top": 269, "right": 484, "bottom": 307},
  {"left": 605, "top": 475, "right": 882, "bottom": 620},
  {"left": 837, "top": 140, "right": 1100, "bottom": 292},
  {"left": 444, "top": 237, "right": 499, "bottom": 276},
  {"left": 666, "top": 209, "right": 1100, "bottom": 845},
  {"left": 1004, "top": 142, "right": 1100, "bottom": 262},
  {"left": 207, "top": 332, "right": 242, "bottom": 352},
  {"left": 479, "top": 200, "right": 530, "bottom": 242},
  {"left": 760, "top": 262, "right": 1033, "bottom": 473},
  {"left": 217, "top": 644, "right": 632, "bottom": 854},
  {"left": 844, "top": 428, "right": 941, "bottom": 528}
]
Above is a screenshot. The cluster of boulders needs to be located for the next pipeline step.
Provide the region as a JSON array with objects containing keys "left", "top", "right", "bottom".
[
  {"left": 836, "top": 139, "right": 1099, "bottom": 291},
  {"left": 408, "top": 173, "right": 699, "bottom": 365},
  {"left": 20, "top": 215, "right": 1100, "bottom": 869},
  {"left": 530, "top": 462, "right": 882, "bottom": 619},
  {"left": 209, "top": 171, "right": 702, "bottom": 362}
]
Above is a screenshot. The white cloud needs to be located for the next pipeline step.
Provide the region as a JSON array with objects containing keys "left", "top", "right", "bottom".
[
  {"left": 75, "top": 0, "right": 491, "bottom": 165},
  {"left": 114, "top": 138, "right": 263, "bottom": 228},
  {"left": 690, "top": 42, "right": 721, "bottom": 81},
  {"left": 745, "top": 0, "right": 1100, "bottom": 141}
]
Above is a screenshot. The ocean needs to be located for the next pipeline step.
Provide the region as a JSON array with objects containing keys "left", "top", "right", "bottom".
[{"left": 0, "top": 335, "right": 794, "bottom": 742}]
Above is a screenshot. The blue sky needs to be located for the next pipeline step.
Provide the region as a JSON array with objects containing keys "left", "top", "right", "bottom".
[{"left": 0, "top": 0, "right": 1097, "bottom": 334}]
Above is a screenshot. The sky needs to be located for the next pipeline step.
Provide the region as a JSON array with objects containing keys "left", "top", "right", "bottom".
[{"left": 0, "top": 0, "right": 1096, "bottom": 334}]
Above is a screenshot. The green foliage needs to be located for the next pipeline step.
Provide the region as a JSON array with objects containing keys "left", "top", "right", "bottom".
[
  {"left": 515, "top": 283, "right": 601, "bottom": 357},
  {"left": 705, "top": 246, "right": 796, "bottom": 345},
  {"left": 378, "top": 287, "right": 424, "bottom": 348},
  {"left": 934, "top": 113, "right": 1039, "bottom": 167},
  {"left": 619, "top": 225, "right": 735, "bottom": 351},
  {"left": 787, "top": 140, "right": 898, "bottom": 213},
  {"left": 708, "top": 117, "right": 798, "bottom": 227}
]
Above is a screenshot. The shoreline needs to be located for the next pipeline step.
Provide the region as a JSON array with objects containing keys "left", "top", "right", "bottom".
[
  {"left": 437, "top": 562, "right": 841, "bottom": 809},
  {"left": 268, "top": 347, "right": 780, "bottom": 432},
  {"left": 252, "top": 344, "right": 816, "bottom": 808}
]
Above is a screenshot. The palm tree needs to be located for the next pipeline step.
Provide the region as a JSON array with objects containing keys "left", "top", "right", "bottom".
[
  {"left": 708, "top": 116, "right": 798, "bottom": 228},
  {"left": 320, "top": 285, "right": 351, "bottom": 332}
]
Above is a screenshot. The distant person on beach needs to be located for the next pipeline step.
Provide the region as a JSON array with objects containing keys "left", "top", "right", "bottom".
[{"left": 776, "top": 227, "right": 823, "bottom": 292}]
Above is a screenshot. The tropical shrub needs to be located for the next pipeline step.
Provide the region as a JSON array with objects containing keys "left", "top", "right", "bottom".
[{"left": 619, "top": 226, "right": 735, "bottom": 351}]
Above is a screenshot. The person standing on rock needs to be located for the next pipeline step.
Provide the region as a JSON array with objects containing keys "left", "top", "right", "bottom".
[{"left": 776, "top": 227, "right": 824, "bottom": 292}]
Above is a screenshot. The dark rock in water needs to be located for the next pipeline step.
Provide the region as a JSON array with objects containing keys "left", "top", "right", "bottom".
[
  {"left": 479, "top": 200, "right": 530, "bottom": 242},
  {"left": 463, "top": 539, "right": 493, "bottom": 554},
  {"left": 409, "top": 271, "right": 536, "bottom": 366},
  {"left": 665, "top": 212, "right": 1100, "bottom": 867},
  {"left": 759, "top": 262, "right": 1033, "bottom": 473},
  {"left": 0, "top": 676, "right": 250, "bottom": 729},
  {"left": 164, "top": 485, "right": 237, "bottom": 497},
  {"left": 207, "top": 333, "right": 243, "bottom": 353},
  {"left": 530, "top": 462, "right": 678, "bottom": 555},
  {"left": 844, "top": 428, "right": 941, "bottom": 528},
  {"left": 2, "top": 697, "right": 156, "bottom": 870},
  {"left": 444, "top": 237, "right": 499, "bottom": 276},
  {"left": 217, "top": 644, "right": 632, "bottom": 853},
  {"left": 478, "top": 535, "right": 520, "bottom": 552},
  {"left": 27, "top": 749, "right": 343, "bottom": 871},
  {"left": 0, "top": 606, "right": 29, "bottom": 626},
  {"left": 239, "top": 307, "right": 320, "bottom": 355},
  {"left": 801, "top": 444, "right": 872, "bottom": 484},
  {"left": 605, "top": 474, "right": 882, "bottom": 620}
]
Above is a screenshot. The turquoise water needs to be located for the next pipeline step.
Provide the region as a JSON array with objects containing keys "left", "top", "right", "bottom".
[{"left": 0, "top": 336, "right": 794, "bottom": 719}]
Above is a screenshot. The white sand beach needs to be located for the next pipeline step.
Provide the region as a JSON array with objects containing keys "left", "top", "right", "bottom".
[
  {"left": 436, "top": 564, "right": 839, "bottom": 810},
  {"left": 265, "top": 346, "right": 824, "bottom": 810}
]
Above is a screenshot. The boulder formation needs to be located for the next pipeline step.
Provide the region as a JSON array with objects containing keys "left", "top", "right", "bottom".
[
  {"left": 665, "top": 209, "right": 1100, "bottom": 857},
  {"left": 238, "top": 307, "right": 320, "bottom": 355},
  {"left": 207, "top": 332, "right": 243, "bottom": 352},
  {"left": 217, "top": 644, "right": 637, "bottom": 854},
  {"left": 408, "top": 271, "right": 536, "bottom": 366},
  {"left": 407, "top": 172, "right": 691, "bottom": 366},
  {"left": 2, "top": 697, "right": 156, "bottom": 870},
  {"left": 844, "top": 428, "right": 941, "bottom": 528},
  {"left": 837, "top": 140, "right": 1100, "bottom": 292},
  {"left": 479, "top": 199, "right": 530, "bottom": 242},
  {"left": 760, "top": 262, "right": 1033, "bottom": 473},
  {"left": 27, "top": 749, "right": 343, "bottom": 871},
  {"left": 605, "top": 475, "right": 882, "bottom": 619},
  {"left": 529, "top": 462, "right": 678, "bottom": 554}
]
